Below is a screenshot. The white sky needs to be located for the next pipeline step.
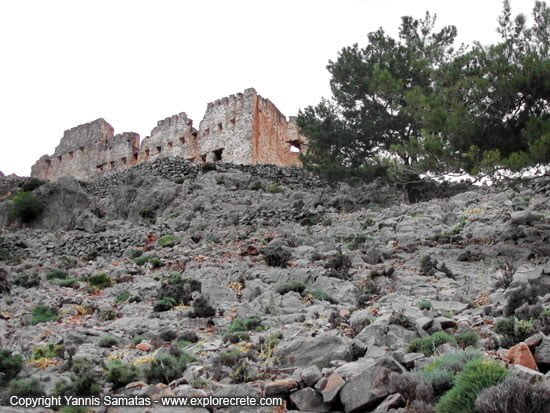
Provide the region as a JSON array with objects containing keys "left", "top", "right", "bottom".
[{"left": 0, "top": 0, "right": 537, "bottom": 176}]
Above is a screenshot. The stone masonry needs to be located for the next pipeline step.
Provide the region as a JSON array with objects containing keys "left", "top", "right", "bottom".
[{"left": 31, "top": 88, "right": 308, "bottom": 181}]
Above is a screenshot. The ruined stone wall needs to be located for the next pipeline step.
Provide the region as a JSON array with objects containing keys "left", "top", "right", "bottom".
[
  {"left": 252, "top": 97, "right": 306, "bottom": 167},
  {"left": 196, "top": 88, "right": 256, "bottom": 164},
  {"left": 31, "top": 88, "right": 308, "bottom": 181}
]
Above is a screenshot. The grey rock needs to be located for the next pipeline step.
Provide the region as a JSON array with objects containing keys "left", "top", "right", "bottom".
[
  {"left": 339, "top": 356, "right": 406, "bottom": 413},
  {"left": 301, "top": 365, "right": 322, "bottom": 387},
  {"left": 276, "top": 334, "right": 352, "bottom": 368},
  {"left": 290, "top": 388, "right": 330, "bottom": 412},
  {"left": 535, "top": 336, "right": 550, "bottom": 365}
]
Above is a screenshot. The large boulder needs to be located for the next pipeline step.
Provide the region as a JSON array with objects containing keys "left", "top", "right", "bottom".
[
  {"left": 275, "top": 334, "right": 352, "bottom": 368},
  {"left": 339, "top": 356, "right": 406, "bottom": 413}
]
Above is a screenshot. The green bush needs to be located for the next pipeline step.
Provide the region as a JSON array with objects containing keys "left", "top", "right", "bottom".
[
  {"left": 153, "top": 297, "right": 177, "bottom": 312},
  {"left": 54, "top": 359, "right": 100, "bottom": 397},
  {"left": 157, "top": 274, "right": 201, "bottom": 306},
  {"left": 308, "top": 289, "right": 338, "bottom": 304},
  {"left": 56, "top": 278, "right": 78, "bottom": 287},
  {"left": 14, "top": 273, "right": 40, "bottom": 288},
  {"left": 9, "top": 191, "right": 43, "bottom": 223},
  {"left": 223, "top": 331, "right": 250, "bottom": 344},
  {"left": 421, "top": 350, "right": 484, "bottom": 395},
  {"left": 134, "top": 255, "right": 164, "bottom": 268},
  {"left": 7, "top": 378, "right": 46, "bottom": 397},
  {"left": 275, "top": 281, "right": 306, "bottom": 295},
  {"left": 389, "top": 311, "right": 414, "bottom": 330},
  {"left": 46, "top": 269, "right": 69, "bottom": 280},
  {"left": 436, "top": 358, "right": 508, "bottom": 413},
  {"left": 31, "top": 305, "right": 59, "bottom": 325},
  {"left": 227, "top": 317, "right": 264, "bottom": 333},
  {"left": 115, "top": 291, "right": 131, "bottom": 303},
  {"left": 324, "top": 251, "right": 352, "bottom": 280},
  {"left": 190, "top": 296, "right": 216, "bottom": 318},
  {"left": 128, "top": 249, "right": 144, "bottom": 258},
  {"left": 145, "top": 354, "right": 189, "bottom": 384},
  {"left": 106, "top": 360, "right": 140, "bottom": 389},
  {"left": 32, "top": 343, "right": 64, "bottom": 360},
  {"left": 262, "top": 245, "right": 292, "bottom": 268},
  {"left": 0, "top": 349, "right": 23, "bottom": 385},
  {"left": 455, "top": 330, "right": 479, "bottom": 348},
  {"left": 158, "top": 235, "right": 177, "bottom": 248},
  {"left": 97, "top": 335, "right": 120, "bottom": 348},
  {"left": 88, "top": 273, "right": 112, "bottom": 289},
  {"left": 0, "top": 248, "right": 10, "bottom": 262},
  {"left": 418, "top": 299, "right": 432, "bottom": 310},
  {"left": 266, "top": 183, "right": 282, "bottom": 193},
  {"left": 495, "top": 316, "right": 535, "bottom": 347},
  {"left": 408, "top": 331, "right": 456, "bottom": 356}
]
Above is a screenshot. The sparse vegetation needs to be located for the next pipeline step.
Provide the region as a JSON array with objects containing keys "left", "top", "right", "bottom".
[
  {"left": 158, "top": 235, "right": 177, "bottom": 248},
  {"left": 87, "top": 273, "right": 112, "bottom": 289},
  {"left": 275, "top": 280, "right": 306, "bottom": 295},
  {"left": 106, "top": 360, "right": 140, "bottom": 389},
  {"left": 7, "top": 378, "right": 46, "bottom": 398},
  {"left": 227, "top": 316, "right": 264, "bottom": 333},
  {"left": 418, "top": 299, "right": 432, "bottom": 310},
  {"left": 153, "top": 297, "right": 177, "bottom": 312},
  {"left": 408, "top": 331, "right": 456, "bottom": 356},
  {"left": 31, "top": 305, "right": 59, "bottom": 325},
  {"left": 262, "top": 245, "right": 292, "bottom": 268},
  {"left": 14, "top": 273, "right": 40, "bottom": 288},
  {"left": 145, "top": 353, "right": 191, "bottom": 384},
  {"left": 0, "top": 349, "right": 23, "bottom": 385},
  {"left": 97, "top": 335, "right": 120, "bottom": 348},
  {"left": 190, "top": 296, "right": 216, "bottom": 318},
  {"left": 32, "top": 343, "right": 64, "bottom": 360}
]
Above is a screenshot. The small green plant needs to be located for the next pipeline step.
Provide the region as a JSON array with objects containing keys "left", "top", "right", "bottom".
[
  {"left": 455, "top": 330, "right": 479, "bottom": 348},
  {"left": 223, "top": 331, "right": 250, "bottom": 344},
  {"left": 145, "top": 354, "right": 190, "bottom": 384},
  {"left": 7, "top": 378, "right": 46, "bottom": 397},
  {"left": 250, "top": 181, "right": 263, "bottom": 190},
  {"left": 408, "top": 331, "right": 456, "bottom": 356},
  {"left": 128, "top": 249, "right": 144, "bottom": 258},
  {"left": 106, "top": 360, "right": 140, "bottom": 389},
  {"left": 14, "top": 273, "right": 40, "bottom": 288},
  {"left": 97, "top": 335, "right": 120, "bottom": 348},
  {"left": 262, "top": 245, "right": 292, "bottom": 268},
  {"left": 153, "top": 297, "right": 177, "bottom": 312},
  {"left": 418, "top": 299, "right": 432, "bottom": 310},
  {"left": 87, "top": 273, "right": 112, "bottom": 289},
  {"left": 227, "top": 316, "right": 264, "bottom": 333},
  {"left": 53, "top": 359, "right": 100, "bottom": 397},
  {"left": 308, "top": 289, "right": 338, "bottom": 304},
  {"left": 46, "top": 269, "right": 69, "bottom": 280},
  {"left": 32, "top": 343, "right": 64, "bottom": 360},
  {"left": 389, "top": 311, "right": 414, "bottom": 330},
  {"left": 190, "top": 296, "right": 216, "bottom": 318},
  {"left": 139, "top": 208, "right": 156, "bottom": 222},
  {"left": 266, "top": 183, "right": 282, "bottom": 193},
  {"left": 31, "top": 305, "right": 59, "bottom": 325},
  {"left": 149, "top": 257, "right": 165, "bottom": 268},
  {"left": 9, "top": 191, "right": 43, "bottom": 223},
  {"left": 348, "top": 234, "right": 368, "bottom": 250},
  {"left": 495, "top": 316, "right": 535, "bottom": 347},
  {"left": 436, "top": 358, "right": 508, "bottom": 413},
  {"left": 58, "top": 255, "right": 77, "bottom": 269},
  {"left": 57, "top": 278, "right": 79, "bottom": 287},
  {"left": 275, "top": 280, "right": 306, "bottom": 295},
  {"left": 0, "top": 349, "right": 23, "bottom": 385},
  {"left": 115, "top": 291, "right": 131, "bottom": 303},
  {"left": 158, "top": 235, "right": 177, "bottom": 248}
]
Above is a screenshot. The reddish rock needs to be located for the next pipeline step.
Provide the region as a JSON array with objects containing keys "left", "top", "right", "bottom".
[
  {"left": 264, "top": 378, "right": 299, "bottom": 397},
  {"left": 322, "top": 372, "right": 346, "bottom": 403},
  {"left": 505, "top": 342, "right": 538, "bottom": 371},
  {"left": 136, "top": 342, "right": 152, "bottom": 352},
  {"left": 241, "top": 245, "right": 260, "bottom": 256}
]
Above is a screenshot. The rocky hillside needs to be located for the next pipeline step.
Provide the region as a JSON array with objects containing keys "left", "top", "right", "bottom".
[{"left": 0, "top": 158, "right": 549, "bottom": 413}]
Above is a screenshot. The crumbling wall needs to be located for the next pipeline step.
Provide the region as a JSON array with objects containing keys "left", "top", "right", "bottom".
[
  {"left": 31, "top": 88, "right": 308, "bottom": 182},
  {"left": 252, "top": 97, "right": 307, "bottom": 167},
  {"left": 196, "top": 88, "right": 256, "bottom": 164},
  {"left": 139, "top": 112, "right": 198, "bottom": 163}
]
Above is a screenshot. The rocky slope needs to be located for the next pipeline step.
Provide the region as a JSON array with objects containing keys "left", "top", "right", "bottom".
[{"left": 0, "top": 158, "right": 549, "bottom": 412}]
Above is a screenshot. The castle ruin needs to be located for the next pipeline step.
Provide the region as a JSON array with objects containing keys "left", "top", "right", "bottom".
[{"left": 31, "top": 88, "right": 308, "bottom": 181}]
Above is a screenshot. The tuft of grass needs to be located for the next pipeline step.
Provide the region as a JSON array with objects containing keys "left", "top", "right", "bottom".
[
  {"left": 158, "top": 235, "right": 177, "bottom": 248},
  {"left": 266, "top": 183, "right": 283, "bottom": 193},
  {"left": 135, "top": 255, "right": 165, "bottom": 268},
  {"left": 436, "top": 358, "right": 508, "bottom": 413},
  {"left": 32, "top": 343, "right": 64, "bottom": 360},
  {"left": 97, "top": 335, "right": 120, "bottom": 348},
  {"left": 14, "top": 273, "right": 40, "bottom": 288},
  {"left": 275, "top": 280, "right": 306, "bottom": 295},
  {"left": 455, "top": 330, "right": 479, "bottom": 348},
  {"left": 46, "top": 269, "right": 69, "bottom": 280},
  {"left": 115, "top": 291, "right": 131, "bottom": 303},
  {"left": 0, "top": 349, "right": 24, "bottom": 385},
  {"left": 106, "top": 360, "right": 140, "bottom": 389},
  {"left": 227, "top": 317, "right": 265, "bottom": 333},
  {"left": 408, "top": 331, "right": 456, "bottom": 356},
  {"left": 308, "top": 289, "right": 339, "bottom": 304},
  {"left": 87, "top": 273, "right": 112, "bottom": 289},
  {"left": 153, "top": 297, "right": 177, "bottom": 312},
  {"left": 7, "top": 378, "right": 46, "bottom": 398},
  {"left": 31, "top": 305, "right": 59, "bottom": 325}
]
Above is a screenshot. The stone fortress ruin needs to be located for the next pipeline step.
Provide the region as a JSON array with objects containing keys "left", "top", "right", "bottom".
[{"left": 31, "top": 88, "right": 308, "bottom": 181}]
